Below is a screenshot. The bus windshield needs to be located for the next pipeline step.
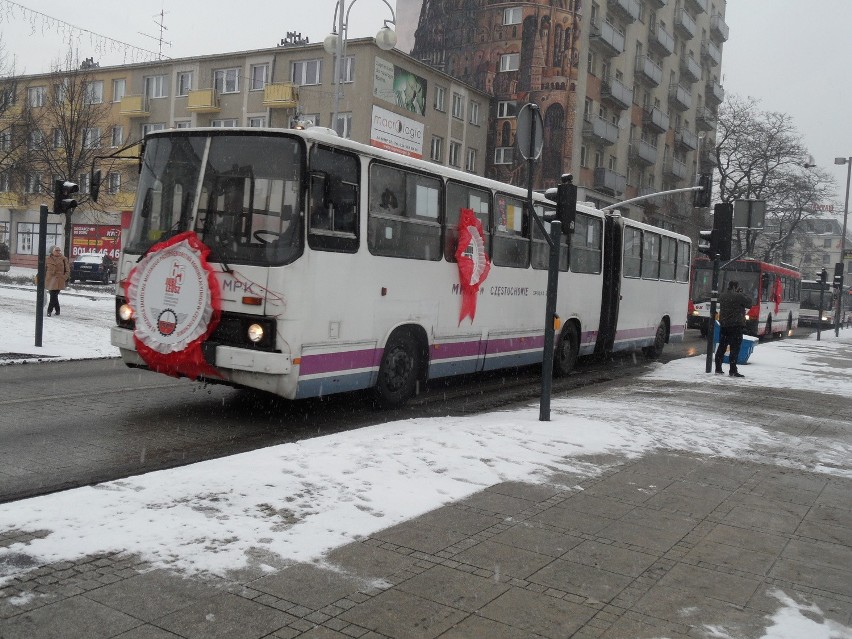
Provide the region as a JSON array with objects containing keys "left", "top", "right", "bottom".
[{"left": 126, "top": 133, "right": 304, "bottom": 266}]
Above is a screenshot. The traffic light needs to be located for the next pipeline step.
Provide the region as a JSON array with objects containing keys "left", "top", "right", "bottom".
[
  {"left": 834, "top": 262, "right": 845, "bottom": 289},
  {"left": 712, "top": 202, "right": 733, "bottom": 261},
  {"left": 693, "top": 173, "right": 711, "bottom": 208},
  {"left": 697, "top": 228, "right": 717, "bottom": 257},
  {"left": 555, "top": 173, "right": 577, "bottom": 234},
  {"left": 53, "top": 179, "right": 79, "bottom": 214}
]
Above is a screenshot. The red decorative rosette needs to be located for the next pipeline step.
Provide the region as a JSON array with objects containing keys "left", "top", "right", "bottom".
[
  {"left": 455, "top": 208, "right": 491, "bottom": 325},
  {"left": 773, "top": 277, "right": 782, "bottom": 314},
  {"left": 125, "top": 231, "right": 222, "bottom": 380}
]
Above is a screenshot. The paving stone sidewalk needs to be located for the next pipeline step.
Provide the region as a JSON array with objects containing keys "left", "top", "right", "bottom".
[{"left": 2, "top": 447, "right": 851, "bottom": 639}]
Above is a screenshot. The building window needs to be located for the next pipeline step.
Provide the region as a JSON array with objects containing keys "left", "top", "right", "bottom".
[
  {"left": 823, "top": 238, "right": 832, "bottom": 248},
  {"left": 84, "top": 80, "right": 103, "bottom": 104},
  {"left": 430, "top": 136, "right": 443, "bottom": 162},
  {"left": 111, "top": 125, "right": 124, "bottom": 147},
  {"left": 434, "top": 86, "right": 446, "bottom": 111},
  {"left": 469, "top": 101, "right": 480, "bottom": 125},
  {"left": 112, "top": 78, "right": 126, "bottom": 102},
  {"left": 503, "top": 7, "right": 522, "bottom": 24},
  {"left": 333, "top": 112, "right": 352, "bottom": 138},
  {"left": 211, "top": 118, "right": 239, "bottom": 127},
  {"left": 580, "top": 145, "right": 588, "bottom": 167},
  {"left": 0, "top": 131, "right": 11, "bottom": 152},
  {"left": 107, "top": 172, "right": 121, "bottom": 195},
  {"left": 176, "top": 72, "right": 193, "bottom": 97},
  {"left": 78, "top": 172, "right": 91, "bottom": 195},
  {"left": 52, "top": 128, "right": 63, "bottom": 149},
  {"left": 499, "top": 53, "right": 520, "bottom": 72},
  {"left": 28, "top": 130, "right": 43, "bottom": 150},
  {"left": 214, "top": 68, "right": 240, "bottom": 93},
  {"left": 494, "top": 147, "right": 513, "bottom": 164},
  {"left": 497, "top": 101, "right": 517, "bottom": 118},
  {"left": 25, "top": 173, "right": 41, "bottom": 193},
  {"left": 451, "top": 92, "right": 464, "bottom": 119},
  {"left": 292, "top": 59, "right": 321, "bottom": 85},
  {"left": 83, "top": 127, "right": 101, "bottom": 149},
  {"left": 247, "top": 116, "right": 266, "bottom": 127},
  {"left": 466, "top": 148, "right": 477, "bottom": 172},
  {"left": 335, "top": 56, "right": 355, "bottom": 83},
  {"left": 17, "top": 222, "right": 61, "bottom": 256},
  {"left": 250, "top": 64, "right": 268, "bottom": 91},
  {"left": 53, "top": 80, "right": 68, "bottom": 105},
  {"left": 27, "top": 86, "right": 46, "bottom": 107},
  {"left": 144, "top": 75, "right": 167, "bottom": 99},
  {"left": 0, "top": 172, "right": 10, "bottom": 192},
  {"left": 141, "top": 123, "right": 166, "bottom": 137},
  {"left": 174, "top": 120, "right": 191, "bottom": 129},
  {"left": 448, "top": 141, "right": 462, "bottom": 167}
]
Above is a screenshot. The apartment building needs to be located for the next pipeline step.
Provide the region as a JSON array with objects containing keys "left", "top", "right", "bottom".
[
  {"left": 0, "top": 40, "right": 489, "bottom": 266},
  {"left": 407, "top": 0, "right": 727, "bottom": 234}
]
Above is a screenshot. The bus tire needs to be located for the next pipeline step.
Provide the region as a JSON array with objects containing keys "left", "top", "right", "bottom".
[
  {"left": 553, "top": 323, "right": 579, "bottom": 377},
  {"left": 374, "top": 332, "right": 420, "bottom": 407},
  {"left": 764, "top": 316, "right": 773, "bottom": 340},
  {"left": 644, "top": 320, "right": 667, "bottom": 359}
]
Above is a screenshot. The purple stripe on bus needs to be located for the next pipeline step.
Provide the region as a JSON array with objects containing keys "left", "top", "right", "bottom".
[
  {"left": 430, "top": 340, "right": 481, "bottom": 360},
  {"left": 299, "top": 348, "right": 379, "bottom": 375},
  {"left": 486, "top": 335, "right": 545, "bottom": 354}
]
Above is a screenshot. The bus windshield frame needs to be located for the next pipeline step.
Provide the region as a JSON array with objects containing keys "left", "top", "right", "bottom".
[{"left": 126, "top": 130, "right": 306, "bottom": 267}]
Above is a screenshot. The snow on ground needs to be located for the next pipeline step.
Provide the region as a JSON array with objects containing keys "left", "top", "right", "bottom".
[{"left": 2, "top": 266, "right": 852, "bottom": 638}]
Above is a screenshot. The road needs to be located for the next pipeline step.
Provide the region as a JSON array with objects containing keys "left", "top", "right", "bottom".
[{"left": 0, "top": 328, "right": 801, "bottom": 504}]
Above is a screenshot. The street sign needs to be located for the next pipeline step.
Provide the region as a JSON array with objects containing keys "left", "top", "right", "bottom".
[
  {"left": 516, "top": 103, "right": 543, "bottom": 161},
  {"left": 733, "top": 199, "right": 766, "bottom": 229}
]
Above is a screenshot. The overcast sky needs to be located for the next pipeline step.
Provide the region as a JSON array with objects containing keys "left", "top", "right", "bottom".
[{"left": 1, "top": 0, "right": 850, "bottom": 206}]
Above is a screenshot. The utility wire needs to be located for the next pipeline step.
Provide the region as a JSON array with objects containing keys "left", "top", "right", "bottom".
[{"left": 0, "top": 0, "right": 166, "bottom": 62}]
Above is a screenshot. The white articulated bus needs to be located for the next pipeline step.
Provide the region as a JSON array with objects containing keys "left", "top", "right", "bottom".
[{"left": 109, "top": 127, "right": 691, "bottom": 405}]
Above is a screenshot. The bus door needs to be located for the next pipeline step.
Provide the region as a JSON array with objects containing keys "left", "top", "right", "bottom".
[{"left": 595, "top": 215, "right": 623, "bottom": 356}]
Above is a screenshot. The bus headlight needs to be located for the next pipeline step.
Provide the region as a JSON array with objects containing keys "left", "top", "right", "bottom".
[
  {"left": 247, "top": 323, "right": 265, "bottom": 343},
  {"left": 119, "top": 303, "right": 134, "bottom": 321}
]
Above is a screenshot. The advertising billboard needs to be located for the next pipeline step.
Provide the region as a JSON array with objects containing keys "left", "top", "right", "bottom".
[{"left": 370, "top": 105, "right": 425, "bottom": 159}]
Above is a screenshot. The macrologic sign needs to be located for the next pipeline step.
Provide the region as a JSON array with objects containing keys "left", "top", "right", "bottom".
[{"left": 370, "top": 105, "right": 425, "bottom": 159}]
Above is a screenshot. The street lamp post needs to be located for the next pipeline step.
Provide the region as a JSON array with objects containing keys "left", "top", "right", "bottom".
[
  {"left": 833, "top": 156, "right": 850, "bottom": 336},
  {"left": 324, "top": 0, "right": 396, "bottom": 135}
]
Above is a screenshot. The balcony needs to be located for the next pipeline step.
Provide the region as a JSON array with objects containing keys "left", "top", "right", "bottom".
[
  {"left": 696, "top": 105, "right": 716, "bottom": 130},
  {"left": 674, "top": 9, "right": 697, "bottom": 39},
  {"left": 675, "top": 127, "right": 698, "bottom": 150},
  {"left": 629, "top": 139, "right": 658, "bottom": 166},
  {"left": 701, "top": 40, "right": 722, "bottom": 66},
  {"left": 635, "top": 56, "right": 663, "bottom": 86},
  {"left": 119, "top": 95, "right": 150, "bottom": 118},
  {"left": 589, "top": 20, "right": 626, "bottom": 57},
  {"left": 665, "top": 157, "right": 688, "bottom": 180},
  {"left": 643, "top": 105, "right": 670, "bottom": 134},
  {"left": 648, "top": 22, "right": 675, "bottom": 57},
  {"left": 668, "top": 83, "right": 692, "bottom": 112},
  {"left": 593, "top": 167, "right": 627, "bottom": 195},
  {"left": 262, "top": 82, "right": 299, "bottom": 109},
  {"left": 706, "top": 80, "right": 725, "bottom": 105},
  {"left": 685, "top": 0, "right": 708, "bottom": 15},
  {"left": 583, "top": 115, "right": 620, "bottom": 146},
  {"left": 680, "top": 55, "right": 702, "bottom": 84},
  {"left": 601, "top": 76, "right": 633, "bottom": 111},
  {"left": 710, "top": 14, "right": 730, "bottom": 42},
  {"left": 607, "top": 0, "right": 640, "bottom": 23},
  {"left": 186, "top": 89, "right": 220, "bottom": 113}
]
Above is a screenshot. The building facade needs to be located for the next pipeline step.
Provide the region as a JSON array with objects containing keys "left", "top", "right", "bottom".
[
  {"left": 406, "top": 0, "right": 727, "bottom": 233},
  {"left": 0, "top": 40, "right": 489, "bottom": 267}
]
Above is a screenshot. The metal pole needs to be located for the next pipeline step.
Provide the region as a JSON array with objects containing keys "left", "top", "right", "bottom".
[
  {"left": 330, "top": 1, "right": 345, "bottom": 132},
  {"left": 539, "top": 219, "right": 562, "bottom": 421},
  {"left": 34, "top": 204, "right": 49, "bottom": 347},
  {"left": 705, "top": 254, "right": 720, "bottom": 372},
  {"left": 817, "top": 282, "right": 825, "bottom": 341},
  {"left": 836, "top": 158, "right": 850, "bottom": 337}
]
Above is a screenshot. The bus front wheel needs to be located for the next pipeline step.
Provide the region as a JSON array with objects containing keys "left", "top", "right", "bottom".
[
  {"left": 375, "top": 332, "right": 420, "bottom": 407},
  {"left": 553, "top": 324, "right": 579, "bottom": 377}
]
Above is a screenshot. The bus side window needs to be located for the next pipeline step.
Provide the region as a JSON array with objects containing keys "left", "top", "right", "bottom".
[{"left": 307, "top": 145, "right": 359, "bottom": 253}]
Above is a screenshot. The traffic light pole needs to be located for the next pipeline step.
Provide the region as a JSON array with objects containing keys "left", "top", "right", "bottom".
[
  {"left": 704, "top": 254, "right": 720, "bottom": 373},
  {"left": 34, "top": 204, "right": 49, "bottom": 347}
]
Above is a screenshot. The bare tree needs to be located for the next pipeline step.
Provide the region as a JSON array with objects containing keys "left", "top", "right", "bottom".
[
  {"left": 18, "top": 51, "right": 116, "bottom": 256},
  {"left": 713, "top": 94, "right": 836, "bottom": 260}
]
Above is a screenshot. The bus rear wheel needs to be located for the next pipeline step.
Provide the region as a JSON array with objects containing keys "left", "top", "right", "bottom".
[
  {"left": 375, "top": 332, "right": 420, "bottom": 407},
  {"left": 553, "top": 324, "right": 579, "bottom": 377},
  {"left": 643, "top": 321, "right": 667, "bottom": 359}
]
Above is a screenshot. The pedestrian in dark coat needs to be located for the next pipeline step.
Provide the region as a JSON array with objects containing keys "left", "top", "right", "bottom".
[
  {"left": 715, "top": 279, "right": 752, "bottom": 377},
  {"left": 45, "top": 245, "right": 69, "bottom": 317}
]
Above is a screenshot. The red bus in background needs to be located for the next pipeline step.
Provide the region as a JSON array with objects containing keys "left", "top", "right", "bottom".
[
  {"left": 688, "top": 258, "right": 801, "bottom": 339},
  {"left": 71, "top": 224, "right": 122, "bottom": 260}
]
